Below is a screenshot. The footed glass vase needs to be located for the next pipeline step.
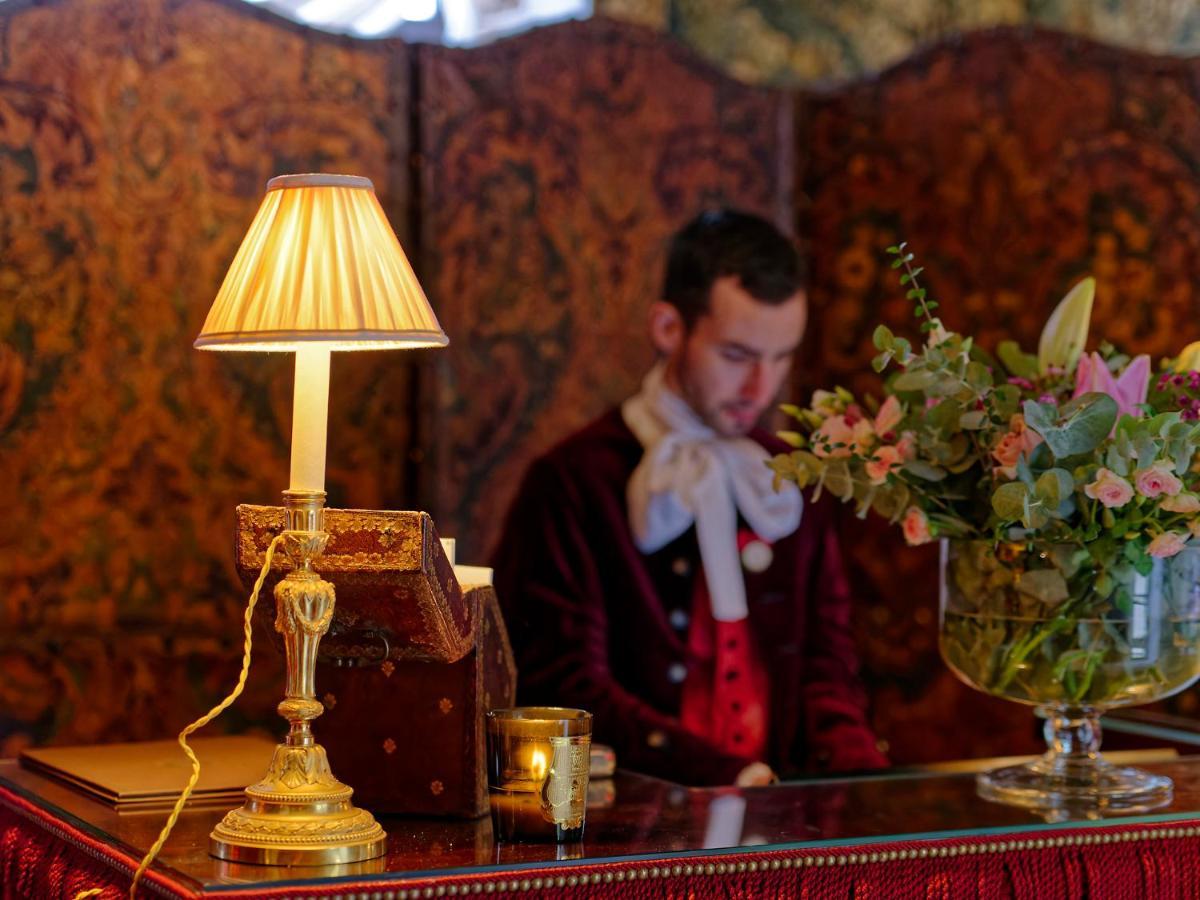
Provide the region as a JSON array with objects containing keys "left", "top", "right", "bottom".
[{"left": 939, "top": 539, "right": 1200, "bottom": 814}]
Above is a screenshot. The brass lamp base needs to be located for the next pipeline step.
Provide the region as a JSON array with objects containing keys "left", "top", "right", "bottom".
[
  {"left": 210, "top": 741, "right": 386, "bottom": 866},
  {"left": 211, "top": 489, "right": 386, "bottom": 867}
]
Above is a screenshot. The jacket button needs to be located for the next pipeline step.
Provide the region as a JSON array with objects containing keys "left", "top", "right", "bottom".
[
  {"left": 647, "top": 729, "right": 668, "bottom": 748},
  {"left": 667, "top": 662, "right": 688, "bottom": 683},
  {"left": 741, "top": 539, "right": 774, "bottom": 572},
  {"left": 671, "top": 558, "right": 691, "bottom": 577},
  {"left": 669, "top": 609, "right": 689, "bottom": 630}
]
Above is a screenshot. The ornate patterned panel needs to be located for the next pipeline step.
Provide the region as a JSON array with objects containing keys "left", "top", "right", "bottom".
[
  {"left": 0, "top": 0, "right": 410, "bottom": 752},
  {"left": 418, "top": 18, "right": 794, "bottom": 559},
  {"left": 802, "top": 27, "right": 1200, "bottom": 762},
  {"left": 598, "top": 0, "right": 1200, "bottom": 86}
]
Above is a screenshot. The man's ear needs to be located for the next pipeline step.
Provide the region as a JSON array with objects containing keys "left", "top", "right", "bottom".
[{"left": 648, "top": 301, "right": 685, "bottom": 356}]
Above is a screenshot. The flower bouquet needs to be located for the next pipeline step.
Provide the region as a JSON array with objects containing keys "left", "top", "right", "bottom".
[{"left": 770, "top": 245, "right": 1200, "bottom": 813}]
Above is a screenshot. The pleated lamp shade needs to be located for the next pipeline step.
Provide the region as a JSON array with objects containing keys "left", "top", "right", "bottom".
[{"left": 195, "top": 174, "right": 448, "bottom": 351}]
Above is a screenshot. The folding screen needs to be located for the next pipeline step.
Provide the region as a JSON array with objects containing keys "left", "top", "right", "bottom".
[
  {"left": 0, "top": 0, "right": 410, "bottom": 752},
  {"left": 415, "top": 18, "right": 795, "bottom": 560}
]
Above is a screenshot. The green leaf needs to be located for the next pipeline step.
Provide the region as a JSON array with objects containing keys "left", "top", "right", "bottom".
[
  {"left": 1134, "top": 434, "right": 1158, "bottom": 467},
  {"left": 1016, "top": 568, "right": 1070, "bottom": 605},
  {"left": 821, "top": 459, "right": 854, "bottom": 501},
  {"left": 1105, "top": 443, "right": 1130, "bottom": 476},
  {"left": 1022, "top": 393, "right": 1118, "bottom": 459},
  {"left": 990, "top": 384, "right": 1021, "bottom": 420},
  {"left": 965, "top": 361, "right": 993, "bottom": 391},
  {"left": 997, "top": 340, "right": 1040, "bottom": 380},
  {"left": 1016, "top": 454, "right": 1036, "bottom": 488},
  {"left": 960, "top": 410, "right": 986, "bottom": 430},
  {"left": 1021, "top": 489, "right": 1050, "bottom": 530},
  {"left": 1172, "top": 443, "right": 1196, "bottom": 475},
  {"left": 872, "top": 352, "right": 893, "bottom": 373},
  {"left": 893, "top": 369, "right": 937, "bottom": 392},
  {"left": 903, "top": 460, "right": 948, "bottom": 481},
  {"left": 992, "top": 482, "right": 1029, "bottom": 520},
  {"left": 927, "top": 398, "right": 963, "bottom": 434},
  {"left": 873, "top": 324, "right": 894, "bottom": 350},
  {"left": 1035, "top": 468, "right": 1075, "bottom": 508},
  {"left": 1145, "top": 411, "right": 1182, "bottom": 437},
  {"left": 871, "top": 482, "right": 911, "bottom": 523}
]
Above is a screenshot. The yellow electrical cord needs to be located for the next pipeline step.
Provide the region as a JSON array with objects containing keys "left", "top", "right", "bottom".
[{"left": 73, "top": 533, "right": 284, "bottom": 900}]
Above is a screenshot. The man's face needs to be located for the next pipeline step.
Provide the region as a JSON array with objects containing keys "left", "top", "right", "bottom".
[{"left": 666, "top": 276, "right": 807, "bottom": 437}]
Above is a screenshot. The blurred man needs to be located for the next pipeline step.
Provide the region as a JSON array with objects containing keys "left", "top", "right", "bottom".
[{"left": 492, "top": 210, "right": 886, "bottom": 786}]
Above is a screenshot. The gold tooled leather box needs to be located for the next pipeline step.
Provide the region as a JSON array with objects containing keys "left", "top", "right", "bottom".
[{"left": 235, "top": 506, "right": 516, "bottom": 818}]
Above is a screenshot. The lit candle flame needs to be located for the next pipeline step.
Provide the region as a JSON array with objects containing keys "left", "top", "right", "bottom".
[{"left": 530, "top": 749, "right": 547, "bottom": 780}]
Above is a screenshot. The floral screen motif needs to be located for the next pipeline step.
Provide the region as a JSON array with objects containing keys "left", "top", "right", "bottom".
[
  {"left": 5, "top": 0, "right": 1200, "bottom": 770},
  {"left": 0, "top": 0, "right": 413, "bottom": 755},
  {"left": 416, "top": 18, "right": 794, "bottom": 563},
  {"left": 801, "top": 28, "right": 1200, "bottom": 762}
]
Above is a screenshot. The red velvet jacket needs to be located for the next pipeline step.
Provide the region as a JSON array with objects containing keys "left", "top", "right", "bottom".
[{"left": 491, "top": 408, "right": 887, "bottom": 785}]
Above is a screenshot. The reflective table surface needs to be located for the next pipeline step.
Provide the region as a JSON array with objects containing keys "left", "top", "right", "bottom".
[{"left": 6, "top": 750, "right": 1200, "bottom": 891}]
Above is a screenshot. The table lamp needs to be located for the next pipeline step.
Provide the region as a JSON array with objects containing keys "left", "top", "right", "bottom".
[{"left": 195, "top": 173, "right": 447, "bottom": 865}]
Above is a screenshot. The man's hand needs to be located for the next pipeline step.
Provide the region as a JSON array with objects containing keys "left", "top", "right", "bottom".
[{"left": 734, "top": 761, "right": 777, "bottom": 787}]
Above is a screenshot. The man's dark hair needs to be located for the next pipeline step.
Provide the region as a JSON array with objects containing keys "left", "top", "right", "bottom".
[{"left": 662, "top": 209, "right": 805, "bottom": 328}]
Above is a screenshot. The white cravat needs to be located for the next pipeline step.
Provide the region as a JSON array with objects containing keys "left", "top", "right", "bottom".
[{"left": 621, "top": 363, "right": 803, "bottom": 622}]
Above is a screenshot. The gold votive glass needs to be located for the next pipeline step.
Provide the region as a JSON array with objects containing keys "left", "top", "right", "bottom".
[{"left": 486, "top": 707, "right": 592, "bottom": 843}]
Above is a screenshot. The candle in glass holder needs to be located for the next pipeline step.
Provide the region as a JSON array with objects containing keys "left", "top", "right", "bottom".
[{"left": 486, "top": 708, "right": 592, "bottom": 843}]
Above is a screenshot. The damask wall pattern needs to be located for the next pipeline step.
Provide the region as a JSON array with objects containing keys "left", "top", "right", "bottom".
[
  {"left": 802, "top": 27, "right": 1200, "bottom": 761},
  {"left": 417, "top": 19, "right": 794, "bottom": 561},
  {"left": 0, "top": 0, "right": 414, "bottom": 755}
]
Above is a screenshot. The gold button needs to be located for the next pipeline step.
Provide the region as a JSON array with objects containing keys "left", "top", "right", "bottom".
[
  {"left": 647, "top": 729, "right": 668, "bottom": 748},
  {"left": 672, "top": 558, "right": 691, "bottom": 576}
]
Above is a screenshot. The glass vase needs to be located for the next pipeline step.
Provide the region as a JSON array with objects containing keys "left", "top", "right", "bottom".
[{"left": 939, "top": 539, "right": 1200, "bottom": 814}]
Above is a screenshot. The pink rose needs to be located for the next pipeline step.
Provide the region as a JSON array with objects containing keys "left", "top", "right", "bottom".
[
  {"left": 1083, "top": 468, "right": 1135, "bottom": 509},
  {"left": 1148, "top": 532, "right": 1188, "bottom": 558},
  {"left": 1134, "top": 461, "right": 1183, "bottom": 499},
  {"left": 865, "top": 445, "right": 904, "bottom": 485},
  {"left": 901, "top": 507, "right": 932, "bottom": 546},
  {"left": 873, "top": 396, "right": 903, "bottom": 437},
  {"left": 991, "top": 414, "right": 1044, "bottom": 480}
]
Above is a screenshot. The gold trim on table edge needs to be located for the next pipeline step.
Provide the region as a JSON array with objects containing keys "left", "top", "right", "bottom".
[{"left": 252, "top": 822, "right": 1200, "bottom": 898}]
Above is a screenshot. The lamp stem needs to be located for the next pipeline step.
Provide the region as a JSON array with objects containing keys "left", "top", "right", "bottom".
[{"left": 289, "top": 346, "right": 331, "bottom": 492}]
